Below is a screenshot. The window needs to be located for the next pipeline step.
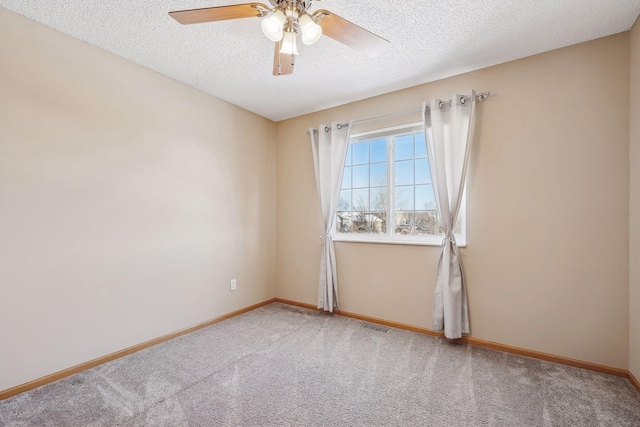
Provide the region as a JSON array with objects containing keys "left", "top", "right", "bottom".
[{"left": 335, "top": 123, "right": 465, "bottom": 245}]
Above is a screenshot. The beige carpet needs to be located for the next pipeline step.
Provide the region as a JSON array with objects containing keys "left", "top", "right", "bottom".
[{"left": 1, "top": 302, "right": 639, "bottom": 426}]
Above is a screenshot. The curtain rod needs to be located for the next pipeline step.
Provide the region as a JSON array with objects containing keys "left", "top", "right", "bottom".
[{"left": 309, "top": 92, "right": 491, "bottom": 134}]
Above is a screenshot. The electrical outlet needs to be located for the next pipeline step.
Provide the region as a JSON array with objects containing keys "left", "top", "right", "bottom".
[{"left": 230, "top": 279, "right": 237, "bottom": 291}]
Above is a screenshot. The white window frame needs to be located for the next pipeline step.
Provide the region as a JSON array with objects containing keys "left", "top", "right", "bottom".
[{"left": 332, "top": 122, "right": 467, "bottom": 247}]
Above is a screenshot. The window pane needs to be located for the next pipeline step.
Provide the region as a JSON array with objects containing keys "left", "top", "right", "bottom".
[
  {"left": 338, "top": 189, "right": 351, "bottom": 211},
  {"left": 352, "top": 212, "right": 370, "bottom": 233},
  {"left": 352, "top": 165, "right": 369, "bottom": 188},
  {"left": 369, "top": 212, "right": 387, "bottom": 235},
  {"left": 370, "top": 138, "right": 387, "bottom": 163},
  {"left": 395, "top": 211, "right": 415, "bottom": 235},
  {"left": 395, "top": 135, "right": 414, "bottom": 160},
  {"left": 370, "top": 162, "right": 387, "bottom": 187},
  {"left": 415, "top": 133, "right": 427, "bottom": 158},
  {"left": 395, "top": 160, "right": 414, "bottom": 185},
  {"left": 370, "top": 187, "right": 387, "bottom": 212},
  {"left": 415, "top": 211, "right": 437, "bottom": 236},
  {"left": 415, "top": 159, "right": 431, "bottom": 184},
  {"left": 416, "top": 184, "right": 437, "bottom": 210},
  {"left": 352, "top": 141, "right": 369, "bottom": 165},
  {"left": 345, "top": 145, "right": 352, "bottom": 166},
  {"left": 395, "top": 186, "right": 414, "bottom": 210},
  {"left": 342, "top": 166, "right": 352, "bottom": 189},
  {"left": 336, "top": 212, "right": 352, "bottom": 233},
  {"left": 352, "top": 188, "right": 369, "bottom": 211}
]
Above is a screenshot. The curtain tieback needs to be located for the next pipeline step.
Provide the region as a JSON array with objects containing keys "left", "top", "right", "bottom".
[
  {"left": 320, "top": 234, "right": 332, "bottom": 240},
  {"left": 442, "top": 236, "right": 457, "bottom": 246}
]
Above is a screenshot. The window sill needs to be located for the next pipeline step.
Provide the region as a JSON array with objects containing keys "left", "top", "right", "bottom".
[{"left": 332, "top": 236, "right": 467, "bottom": 248}]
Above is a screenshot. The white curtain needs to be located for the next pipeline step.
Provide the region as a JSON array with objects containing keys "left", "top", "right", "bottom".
[
  {"left": 423, "top": 91, "right": 476, "bottom": 339},
  {"left": 309, "top": 122, "right": 352, "bottom": 312}
]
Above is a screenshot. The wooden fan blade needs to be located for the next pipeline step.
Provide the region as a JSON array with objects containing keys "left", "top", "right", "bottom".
[
  {"left": 169, "top": 3, "right": 268, "bottom": 25},
  {"left": 314, "top": 9, "right": 389, "bottom": 57},
  {"left": 273, "top": 42, "right": 295, "bottom": 76}
]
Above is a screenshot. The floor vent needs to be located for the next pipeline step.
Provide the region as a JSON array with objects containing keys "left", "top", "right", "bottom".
[{"left": 362, "top": 323, "right": 389, "bottom": 333}]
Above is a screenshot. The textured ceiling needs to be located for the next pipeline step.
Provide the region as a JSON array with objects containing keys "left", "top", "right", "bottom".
[{"left": 1, "top": 1, "right": 639, "bottom": 121}]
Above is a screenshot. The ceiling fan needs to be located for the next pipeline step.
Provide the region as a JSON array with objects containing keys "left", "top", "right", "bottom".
[{"left": 169, "top": 0, "right": 390, "bottom": 76}]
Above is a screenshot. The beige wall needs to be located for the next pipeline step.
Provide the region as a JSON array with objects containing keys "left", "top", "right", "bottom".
[
  {"left": 0, "top": 5, "right": 636, "bottom": 394},
  {"left": 630, "top": 17, "right": 640, "bottom": 380},
  {"left": 0, "top": 8, "right": 276, "bottom": 391},
  {"left": 277, "top": 34, "right": 631, "bottom": 369}
]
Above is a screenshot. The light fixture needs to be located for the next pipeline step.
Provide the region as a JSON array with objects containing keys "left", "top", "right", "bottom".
[
  {"left": 279, "top": 30, "right": 299, "bottom": 55},
  {"left": 170, "top": 0, "right": 391, "bottom": 76},
  {"left": 261, "top": 9, "right": 286, "bottom": 42},
  {"left": 298, "top": 13, "right": 322, "bottom": 45},
  {"left": 262, "top": 5, "right": 320, "bottom": 49}
]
